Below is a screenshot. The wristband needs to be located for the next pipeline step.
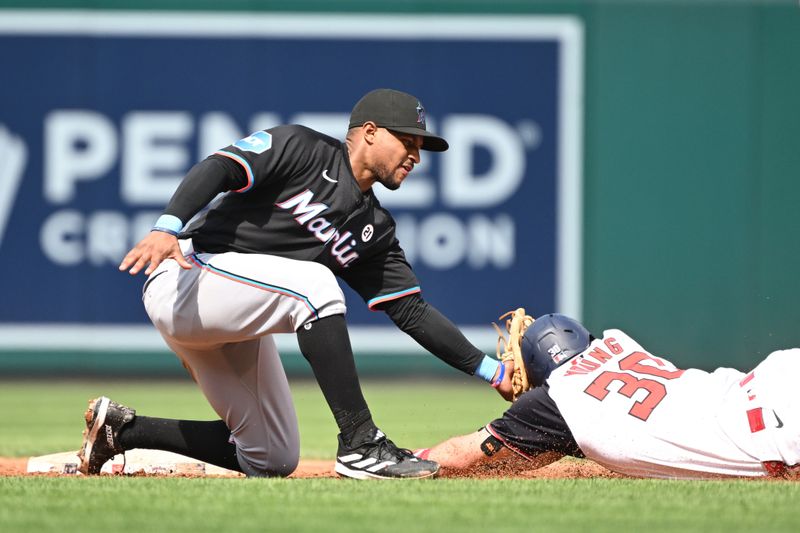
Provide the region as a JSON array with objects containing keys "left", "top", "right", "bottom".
[
  {"left": 491, "top": 362, "right": 506, "bottom": 388},
  {"left": 151, "top": 227, "right": 178, "bottom": 236},
  {"left": 152, "top": 214, "right": 184, "bottom": 236},
  {"left": 475, "top": 355, "right": 501, "bottom": 383}
]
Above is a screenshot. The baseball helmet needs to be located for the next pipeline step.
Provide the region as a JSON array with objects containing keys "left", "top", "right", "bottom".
[{"left": 522, "top": 314, "right": 592, "bottom": 387}]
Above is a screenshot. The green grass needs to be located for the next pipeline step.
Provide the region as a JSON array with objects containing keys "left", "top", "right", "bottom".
[
  {"left": 0, "top": 378, "right": 507, "bottom": 458},
  {"left": 2, "top": 379, "right": 800, "bottom": 533},
  {"left": 1, "top": 476, "right": 799, "bottom": 532}
]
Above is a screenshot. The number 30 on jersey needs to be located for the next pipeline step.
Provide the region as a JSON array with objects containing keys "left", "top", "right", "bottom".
[{"left": 584, "top": 352, "right": 685, "bottom": 421}]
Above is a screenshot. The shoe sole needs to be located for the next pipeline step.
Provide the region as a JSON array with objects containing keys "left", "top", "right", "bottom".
[
  {"left": 78, "top": 397, "right": 110, "bottom": 475},
  {"left": 335, "top": 462, "right": 438, "bottom": 480}
]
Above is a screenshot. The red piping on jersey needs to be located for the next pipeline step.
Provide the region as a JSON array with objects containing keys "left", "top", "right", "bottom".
[
  {"left": 367, "top": 287, "right": 421, "bottom": 310},
  {"left": 215, "top": 150, "right": 254, "bottom": 192},
  {"left": 739, "top": 372, "right": 755, "bottom": 388}
]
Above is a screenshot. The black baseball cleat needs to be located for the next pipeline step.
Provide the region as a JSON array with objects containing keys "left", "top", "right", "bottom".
[
  {"left": 335, "top": 428, "right": 439, "bottom": 480},
  {"left": 77, "top": 396, "right": 136, "bottom": 475}
]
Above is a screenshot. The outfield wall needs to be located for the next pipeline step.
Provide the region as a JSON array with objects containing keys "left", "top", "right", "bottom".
[{"left": 1, "top": 1, "right": 798, "bottom": 374}]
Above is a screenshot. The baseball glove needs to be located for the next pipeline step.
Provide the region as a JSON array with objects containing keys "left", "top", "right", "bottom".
[{"left": 493, "top": 308, "right": 535, "bottom": 401}]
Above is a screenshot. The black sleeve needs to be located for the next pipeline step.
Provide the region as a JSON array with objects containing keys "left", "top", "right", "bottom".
[
  {"left": 380, "top": 294, "right": 485, "bottom": 375},
  {"left": 488, "top": 385, "right": 583, "bottom": 458},
  {"left": 339, "top": 239, "right": 421, "bottom": 308},
  {"left": 164, "top": 157, "right": 246, "bottom": 223},
  {"left": 166, "top": 125, "right": 321, "bottom": 224}
]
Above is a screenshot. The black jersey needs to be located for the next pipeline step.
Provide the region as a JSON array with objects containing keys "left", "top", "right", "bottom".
[
  {"left": 487, "top": 385, "right": 584, "bottom": 459},
  {"left": 175, "top": 125, "right": 419, "bottom": 308}
]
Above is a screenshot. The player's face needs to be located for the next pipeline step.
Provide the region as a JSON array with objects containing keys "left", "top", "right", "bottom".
[{"left": 372, "top": 129, "right": 423, "bottom": 191}]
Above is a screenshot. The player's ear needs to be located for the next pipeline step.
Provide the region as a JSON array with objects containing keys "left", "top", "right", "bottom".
[{"left": 361, "top": 122, "right": 378, "bottom": 145}]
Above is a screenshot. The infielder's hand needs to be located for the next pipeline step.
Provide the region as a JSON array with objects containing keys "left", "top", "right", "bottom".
[
  {"left": 494, "top": 360, "right": 515, "bottom": 402},
  {"left": 119, "top": 231, "right": 193, "bottom": 276}
]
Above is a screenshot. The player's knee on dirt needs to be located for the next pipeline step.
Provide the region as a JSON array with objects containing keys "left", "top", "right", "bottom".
[{"left": 236, "top": 445, "right": 299, "bottom": 478}]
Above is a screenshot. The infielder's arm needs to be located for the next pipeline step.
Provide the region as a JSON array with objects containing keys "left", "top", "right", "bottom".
[
  {"left": 381, "top": 294, "right": 515, "bottom": 400},
  {"left": 120, "top": 124, "right": 295, "bottom": 276},
  {"left": 119, "top": 156, "right": 246, "bottom": 275}
]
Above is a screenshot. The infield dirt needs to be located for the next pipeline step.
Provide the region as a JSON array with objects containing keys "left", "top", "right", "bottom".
[{"left": 0, "top": 456, "right": 619, "bottom": 479}]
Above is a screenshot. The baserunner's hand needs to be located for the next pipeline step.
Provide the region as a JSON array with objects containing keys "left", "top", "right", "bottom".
[{"left": 119, "top": 231, "right": 192, "bottom": 276}]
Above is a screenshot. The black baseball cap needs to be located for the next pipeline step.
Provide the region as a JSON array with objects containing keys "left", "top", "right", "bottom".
[{"left": 348, "top": 88, "right": 449, "bottom": 152}]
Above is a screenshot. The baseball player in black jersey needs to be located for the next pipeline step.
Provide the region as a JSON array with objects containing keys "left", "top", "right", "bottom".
[{"left": 78, "top": 89, "right": 513, "bottom": 479}]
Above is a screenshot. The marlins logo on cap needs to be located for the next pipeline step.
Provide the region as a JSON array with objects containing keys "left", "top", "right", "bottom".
[
  {"left": 415, "top": 103, "right": 425, "bottom": 125},
  {"left": 348, "top": 88, "right": 448, "bottom": 152}
]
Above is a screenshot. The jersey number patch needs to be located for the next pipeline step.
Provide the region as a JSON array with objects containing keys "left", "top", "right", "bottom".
[{"left": 583, "top": 352, "right": 684, "bottom": 421}]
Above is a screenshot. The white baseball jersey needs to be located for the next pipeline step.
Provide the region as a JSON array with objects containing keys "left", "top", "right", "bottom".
[{"left": 547, "top": 330, "right": 800, "bottom": 479}]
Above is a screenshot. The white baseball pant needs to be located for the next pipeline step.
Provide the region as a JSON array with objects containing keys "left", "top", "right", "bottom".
[{"left": 142, "top": 239, "right": 346, "bottom": 476}]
